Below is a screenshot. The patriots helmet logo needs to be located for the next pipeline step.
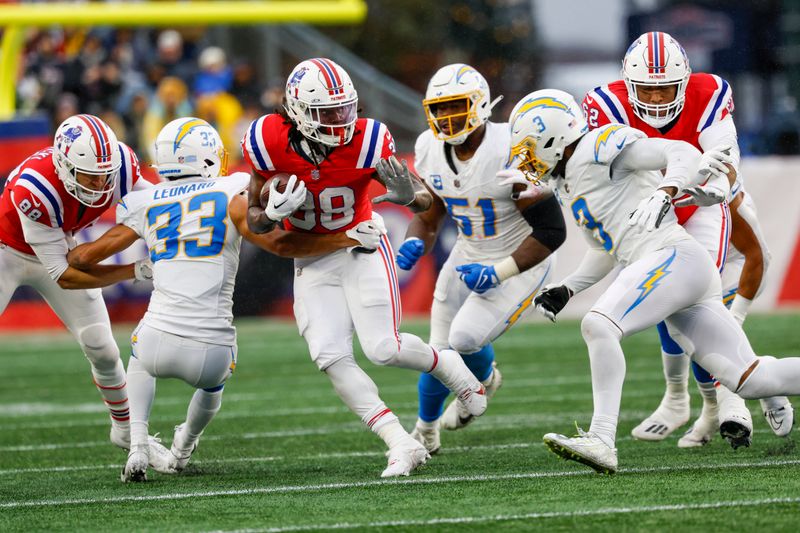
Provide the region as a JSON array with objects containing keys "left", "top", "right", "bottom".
[{"left": 57, "top": 125, "right": 83, "bottom": 155}]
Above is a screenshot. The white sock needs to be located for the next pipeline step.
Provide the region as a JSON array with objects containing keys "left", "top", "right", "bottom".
[
  {"left": 697, "top": 381, "right": 718, "bottom": 418},
  {"left": 182, "top": 388, "right": 223, "bottom": 446},
  {"left": 662, "top": 351, "right": 689, "bottom": 399},
  {"left": 417, "top": 418, "right": 437, "bottom": 430},
  {"left": 126, "top": 357, "right": 155, "bottom": 449},
  {"left": 582, "top": 312, "right": 626, "bottom": 448},
  {"left": 373, "top": 417, "right": 409, "bottom": 449}
]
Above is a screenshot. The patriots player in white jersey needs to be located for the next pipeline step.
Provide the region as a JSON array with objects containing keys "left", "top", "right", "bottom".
[
  {"left": 66, "top": 118, "right": 384, "bottom": 481},
  {"left": 505, "top": 89, "right": 800, "bottom": 474},
  {"left": 397, "top": 64, "right": 565, "bottom": 453}
]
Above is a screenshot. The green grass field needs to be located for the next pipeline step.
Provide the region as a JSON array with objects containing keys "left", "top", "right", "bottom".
[{"left": 1, "top": 314, "right": 800, "bottom": 532}]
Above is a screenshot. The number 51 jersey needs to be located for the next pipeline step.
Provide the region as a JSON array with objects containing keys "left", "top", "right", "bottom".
[
  {"left": 117, "top": 172, "right": 250, "bottom": 345},
  {"left": 414, "top": 121, "right": 531, "bottom": 261}
]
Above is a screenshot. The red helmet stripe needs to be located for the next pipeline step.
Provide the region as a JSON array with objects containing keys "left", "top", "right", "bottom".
[
  {"left": 310, "top": 58, "right": 335, "bottom": 91},
  {"left": 76, "top": 114, "right": 110, "bottom": 163},
  {"left": 657, "top": 32, "right": 666, "bottom": 73},
  {"left": 320, "top": 58, "right": 343, "bottom": 88}
]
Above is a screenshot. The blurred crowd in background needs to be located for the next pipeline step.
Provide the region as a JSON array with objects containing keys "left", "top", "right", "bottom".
[{"left": 11, "top": 0, "right": 800, "bottom": 163}]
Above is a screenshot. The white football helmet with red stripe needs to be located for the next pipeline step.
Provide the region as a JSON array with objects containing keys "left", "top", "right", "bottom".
[
  {"left": 622, "top": 32, "right": 691, "bottom": 128},
  {"left": 53, "top": 114, "right": 121, "bottom": 207},
  {"left": 284, "top": 58, "right": 358, "bottom": 147}
]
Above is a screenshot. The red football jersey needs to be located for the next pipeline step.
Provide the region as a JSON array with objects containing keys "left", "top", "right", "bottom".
[
  {"left": 0, "top": 143, "right": 142, "bottom": 255},
  {"left": 582, "top": 73, "right": 734, "bottom": 223},
  {"left": 241, "top": 114, "right": 395, "bottom": 234}
]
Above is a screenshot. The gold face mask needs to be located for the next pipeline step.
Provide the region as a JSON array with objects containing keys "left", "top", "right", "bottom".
[
  {"left": 509, "top": 136, "right": 550, "bottom": 185},
  {"left": 422, "top": 93, "right": 479, "bottom": 142},
  {"left": 218, "top": 147, "right": 229, "bottom": 177}
]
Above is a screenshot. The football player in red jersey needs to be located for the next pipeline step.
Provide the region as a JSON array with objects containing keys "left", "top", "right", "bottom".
[
  {"left": 582, "top": 32, "right": 791, "bottom": 448},
  {"left": 241, "top": 58, "right": 488, "bottom": 477},
  {"left": 0, "top": 114, "right": 173, "bottom": 459}
]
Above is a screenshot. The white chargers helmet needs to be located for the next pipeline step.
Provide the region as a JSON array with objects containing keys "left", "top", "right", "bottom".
[
  {"left": 422, "top": 63, "right": 501, "bottom": 145},
  {"left": 508, "top": 89, "right": 587, "bottom": 184},
  {"left": 53, "top": 114, "right": 121, "bottom": 207},
  {"left": 622, "top": 31, "right": 691, "bottom": 128},
  {"left": 153, "top": 118, "right": 228, "bottom": 180},
  {"left": 284, "top": 58, "right": 358, "bottom": 147}
]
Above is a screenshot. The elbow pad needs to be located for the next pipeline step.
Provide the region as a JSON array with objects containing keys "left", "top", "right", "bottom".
[{"left": 521, "top": 195, "right": 567, "bottom": 252}]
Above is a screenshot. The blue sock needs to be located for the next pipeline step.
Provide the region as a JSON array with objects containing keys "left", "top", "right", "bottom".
[
  {"left": 462, "top": 343, "right": 495, "bottom": 382},
  {"left": 656, "top": 321, "right": 683, "bottom": 355},
  {"left": 417, "top": 372, "right": 449, "bottom": 422},
  {"left": 692, "top": 361, "right": 715, "bottom": 383}
]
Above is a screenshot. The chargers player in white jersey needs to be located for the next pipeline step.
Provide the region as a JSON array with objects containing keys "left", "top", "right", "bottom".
[
  {"left": 505, "top": 89, "right": 800, "bottom": 474},
  {"left": 66, "top": 118, "right": 384, "bottom": 481},
  {"left": 585, "top": 32, "right": 791, "bottom": 449},
  {"left": 0, "top": 114, "right": 165, "bottom": 455},
  {"left": 397, "top": 64, "right": 565, "bottom": 453}
]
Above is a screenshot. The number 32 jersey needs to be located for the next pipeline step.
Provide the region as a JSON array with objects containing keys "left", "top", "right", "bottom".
[
  {"left": 117, "top": 173, "right": 250, "bottom": 345},
  {"left": 241, "top": 114, "right": 395, "bottom": 234}
]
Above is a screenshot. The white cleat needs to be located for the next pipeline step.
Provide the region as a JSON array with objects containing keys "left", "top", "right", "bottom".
[
  {"left": 121, "top": 445, "right": 148, "bottom": 483},
  {"left": 410, "top": 419, "right": 441, "bottom": 454},
  {"left": 381, "top": 439, "right": 430, "bottom": 478},
  {"left": 631, "top": 391, "right": 690, "bottom": 441},
  {"left": 430, "top": 349, "right": 487, "bottom": 417},
  {"left": 677, "top": 414, "right": 717, "bottom": 448},
  {"left": 170, "top": 423, "right": 198, "bottom": 471},
  {"left": 543, "top": 429, "right": 617, "bottom": 474},
  {"left": 761, "top": 397, "right": 794, "bottom": 437},
  {"left": 148, "top": 435, "right": 178, "bottom": 473},
  {"left": 717, "top": 385, "right": 752, "bottom": 449},
  {"left": 110, "top": 423, "right": 131, "bottom": 450},
  {"left": 441, "top": 362, "right": 503, "bottom": 431}
]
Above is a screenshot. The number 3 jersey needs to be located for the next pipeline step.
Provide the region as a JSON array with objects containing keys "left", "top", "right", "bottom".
[
  {"left": 557, "top": 124, "right": 690, "bottom": 266},
  {"left": 414, "top": 121, "right": 531, "bottom": 262},
  {"left": 117, "top": 172, "right": 250, "bottom": 345},
  {"left": 241, "top": 114, "right": 395, "bottom": 234}
]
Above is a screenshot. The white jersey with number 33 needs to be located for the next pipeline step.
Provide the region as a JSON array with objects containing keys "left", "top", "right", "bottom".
[{"left": 117, "top": 172, "right": 250, "bottom": 345}]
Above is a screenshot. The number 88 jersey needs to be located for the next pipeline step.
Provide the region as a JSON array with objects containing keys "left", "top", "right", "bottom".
[{"left": 241, "top": 114, "right": 395, "bottom": 234}]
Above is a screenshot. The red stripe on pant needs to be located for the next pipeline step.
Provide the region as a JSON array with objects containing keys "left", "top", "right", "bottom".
[{"left": 367, "top": 408, "right": 392, "bottom": 428}]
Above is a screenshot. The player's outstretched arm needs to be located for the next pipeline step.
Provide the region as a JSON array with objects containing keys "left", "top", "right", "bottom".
[
  {"left": 229, "top": 194, "right": 359, "bottom": 257},
  {"left": 245, "top": 170, "right": 277, "bottom": 234},
  {"left": 61, "top": 224, "right": 144, "bottom": 289},
  {"left": 727, "top": 194, "right": 768, "bottom": 324},
  {"left": 509, "top": 193, "right": 567, "bottom": 272},
  {"left": 68, "top": 224, "right": 140, "bottom": 269}
]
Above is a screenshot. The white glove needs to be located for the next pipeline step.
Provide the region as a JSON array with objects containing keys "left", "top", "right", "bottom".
[
  {"left": 345, "top": 214, "right": 387, "bottom": 253},
  {"left": 674, "top": 171, "right": 730, "bottom": 207},
  {"left": 134, "top": 257, "right": 153, "bottom": 281},
  {"left": 65, "top": 234, "right": 78, "bottom": 250},
  {"left": 628, "top": 189, "right": 673, "bottom": 231},
  {"left": 729, "top": 295, "right": 752, "bottom": 326},
  {"left": 266, "top": 174, "right": 307, "bottom": 222},
  {"left": 698, "top": 144, "right": 733, "bottom": 178},
  {"left": 373, "top": 156, "right": 416, "bottom": 205}
]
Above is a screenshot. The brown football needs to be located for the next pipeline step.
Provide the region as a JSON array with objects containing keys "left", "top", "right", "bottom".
[{"left": 259, "top": 173, "right": 293, "bottom": 208}]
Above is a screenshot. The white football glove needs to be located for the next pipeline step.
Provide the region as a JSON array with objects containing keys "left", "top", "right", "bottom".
[
  {"left": 134, "top": 257, "right": 154, "bottom": 281},
  {"left": 373, "top": 156, "right": 416, "bottom": 206},
  {"left": 628, "top": 189, "right": 673, "bottom": 231},
  {"left": 496, "top": 168, "right": 529, "bottom": 187},
  {"left": 65, "top": 233, "right": 78, "bottom": 251},
  {"left": 345, "top": 213, "right": 387, "bottom": 253},
  {"left": 266, "top": 174, "right": 307, "bottom": 222},
  {"left": 675, "top": 145, "right": 732, "bottom": 207}
]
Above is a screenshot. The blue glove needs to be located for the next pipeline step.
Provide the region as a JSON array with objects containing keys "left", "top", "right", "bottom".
[
  {"left": 456, "top": 263, "right": 500, "bottom": 294},
  {"left": 396, "top": 238, "right": 425, "bottom": 270}
]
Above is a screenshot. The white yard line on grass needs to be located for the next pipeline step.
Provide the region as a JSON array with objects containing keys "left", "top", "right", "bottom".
[
  {"left": 3, "top": 460, "right": 800, "bottom": 509},
  {"left": 0, "top": 442, "right": 534, "bottom": 475},
  {"left": 0, "top": 410, "right": 664, "bottom": 452},
  {"left": 215, "top": 497, "right": 800, "bottom": 533}
]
